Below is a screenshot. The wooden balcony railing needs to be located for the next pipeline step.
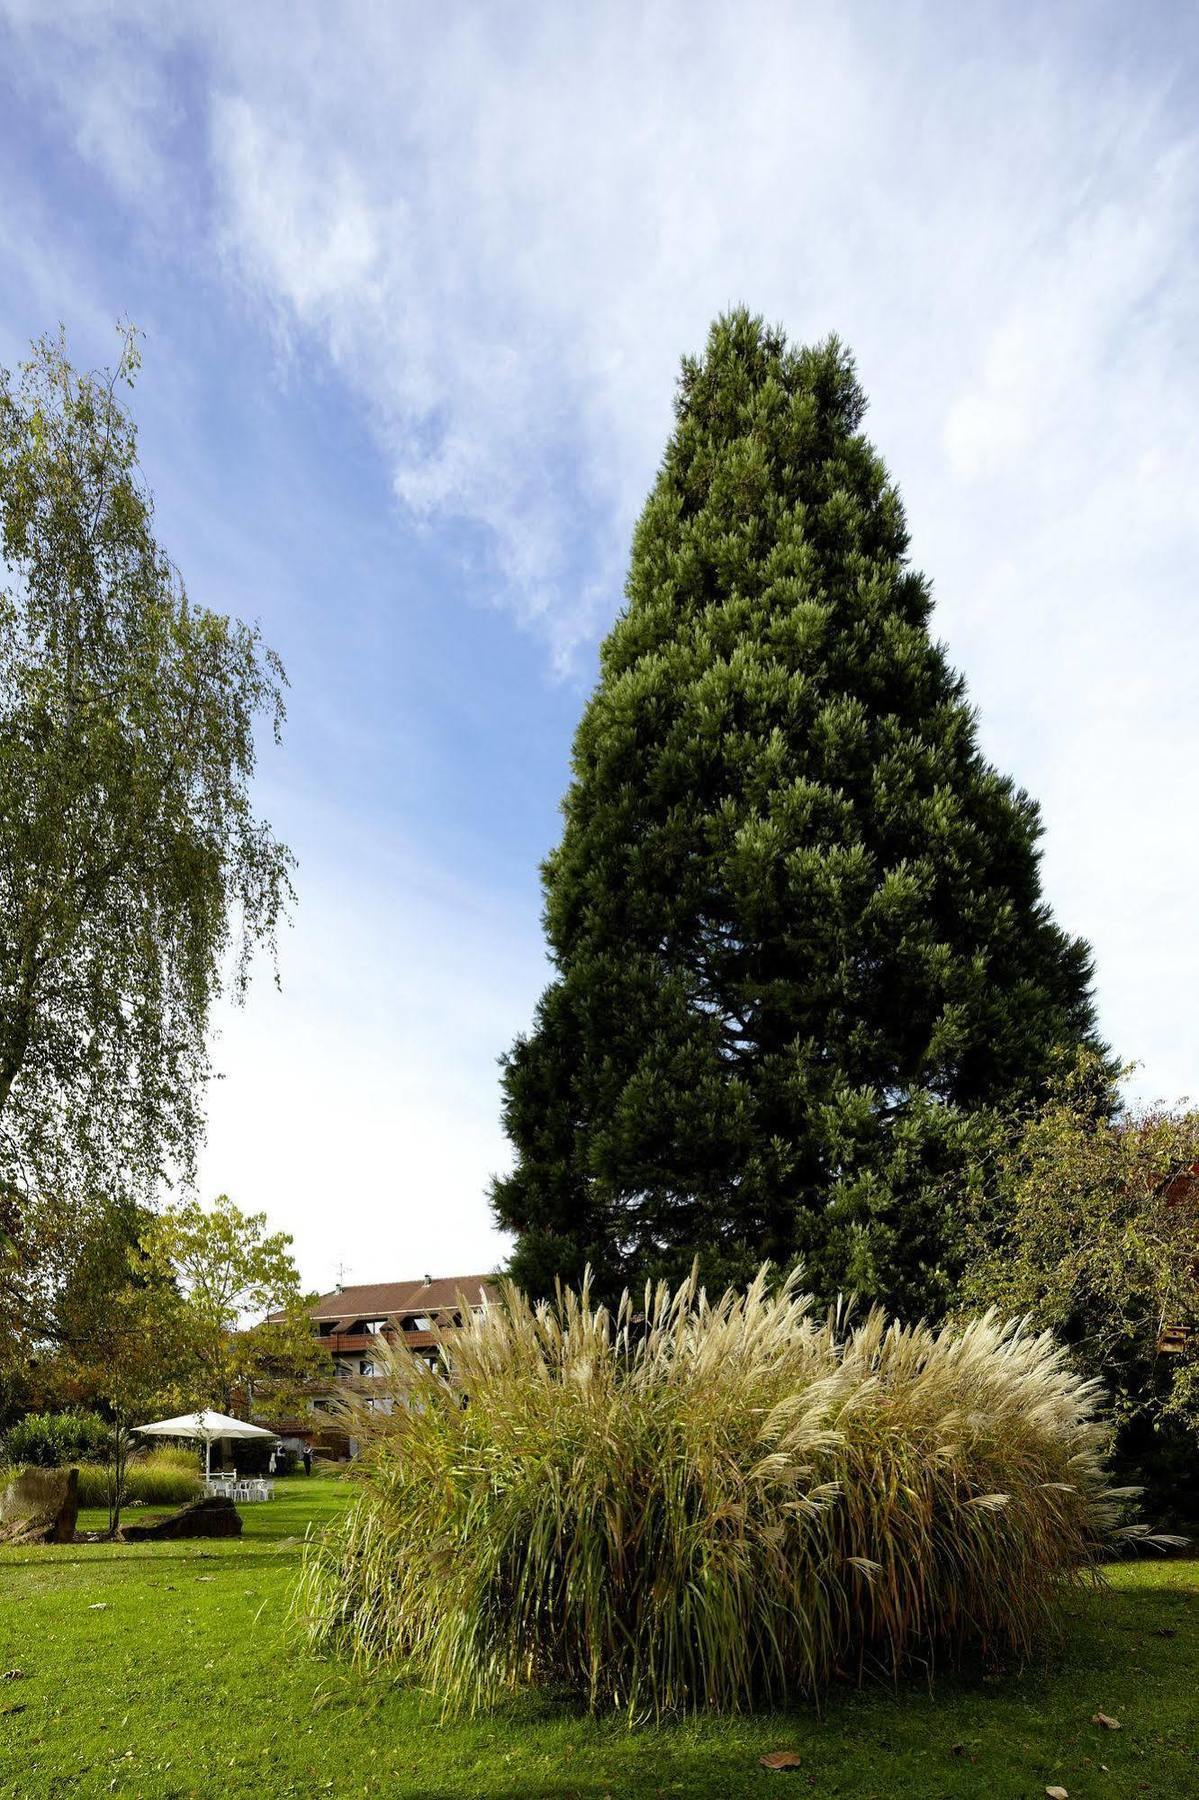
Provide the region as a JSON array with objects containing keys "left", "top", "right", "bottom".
[{"left": 320, "top": 1327, "right": 443, "bottom": 1356}]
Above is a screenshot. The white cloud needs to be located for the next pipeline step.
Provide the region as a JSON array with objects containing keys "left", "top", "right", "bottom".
[
  {"left": 199, "top": 3, "right": 893, "bottom": 663},
  {"left": 943, "top": 322, "right": 1039, "bottom": 479},
  {"left": 0, "top": 0, "right": 186, "bottom": 212}
]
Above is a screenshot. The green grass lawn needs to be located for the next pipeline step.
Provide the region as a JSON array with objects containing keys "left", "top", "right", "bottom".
[{"left": 0, "top": 1475, "right": 1195, "bottom": 1799}]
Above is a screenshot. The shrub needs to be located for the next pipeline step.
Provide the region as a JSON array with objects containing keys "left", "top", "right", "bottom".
[
  {"left": 961, "top": 1052, "right": 1199, "bottom": 1441},
  {"left": 296, "top": 1270, "right": 1162, "bottom": 1718},
  {"left": 2, "top": 1409, "right": 109, "bottom": 1468},
  {"left": 75, "top": 1448, "right": 202, "bottom": 1511}
]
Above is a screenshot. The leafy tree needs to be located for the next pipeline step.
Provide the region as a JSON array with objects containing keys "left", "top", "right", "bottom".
[
  {"left": 0, "top": 1192, "right": 176, "bottom": 1425},
  {"left": 0, "top": 327, "right": 294, "bottom": 1242},
  {"left": 495, "top": 311, "right": 1102, "bottom": 1315},
  {"left": 18, "top": 1195, "right": 323, "bottom": 1458},
  {"left": 0, "top": 1179, "right": 31, "bottom": 1416},
  {"left": 92, "top": 1285, "right": 204, "bottom": 1535},
  {"left": 961, "top": 1053, "right": 1199, "bottom": 1443},
  {"left": 14, "top": 1195, "right": 320, "bottom": 1523},
  {"left": 139, "top": 1194, "right": 323, "bottom": 1412},
  {"left": 58, "top": 1248, "right": 204, "bottom": 1534}
]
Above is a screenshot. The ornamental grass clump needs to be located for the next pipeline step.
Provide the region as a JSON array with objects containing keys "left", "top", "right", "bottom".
[
  {"left": 74, "top": 1446, "right": 202, "bottom": 1510},
  {"left": 296, "top": 1270, "right": 1152, "bottom": 1718}
]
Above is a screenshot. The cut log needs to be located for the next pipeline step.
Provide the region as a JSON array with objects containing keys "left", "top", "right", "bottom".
[
  {"left": 0, "top": 1467, "right": 79, "bottom": 1545},
  {"left": 119, "top": 1495, "right": 242, "bottom": 1541}
]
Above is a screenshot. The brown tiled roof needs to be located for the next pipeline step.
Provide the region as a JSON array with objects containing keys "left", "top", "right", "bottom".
[{"left": 302, "top": 1274, "right": 500, "bottom": 1324}]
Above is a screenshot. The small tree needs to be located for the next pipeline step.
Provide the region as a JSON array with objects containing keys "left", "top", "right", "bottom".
[
  {"left": 961, "top": 1053, "right": 1199, "bottom": 1447},
  {"left": 27, "top": 1196, "right": 321, "bottom": 1499},
  {"left": 62, "top": 1260, "right": 204, "bottom": 1534},
  {"left": 101, "top": 1288, "right": 205, "bottom": 1535},
  {"left": 139, "top": 1194, "right": 320, "bottom": 1412}
]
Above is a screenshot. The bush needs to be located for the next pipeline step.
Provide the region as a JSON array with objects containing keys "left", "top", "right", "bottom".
[
  {"left": 75, "top": 1447, "right": 202, "bottom": 1511},
  {"left": 2, "top": 1409, "right": 109, "bottom": 1468},
  {"left": 961, "top": 1053, "right": 1199, "bottom": 1447},
  {"left": 296, "top": 1270, "right": 1162, "bottom": 1717}
]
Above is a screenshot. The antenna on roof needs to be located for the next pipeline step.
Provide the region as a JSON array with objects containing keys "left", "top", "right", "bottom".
[
  {"left": 423, "top": 1273, "right": 432, "bottom": 1286},
  {"left": 335, "top": 1260, "right": 349, "bottom": 1294}
]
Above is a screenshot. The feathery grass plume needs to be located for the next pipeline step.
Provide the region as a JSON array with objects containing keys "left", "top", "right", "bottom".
[
  {"left": 294, "top": 1268, "right": 1159, "bottom": 1718},
  {"left": 72, "top": 1447, "right": 202, "bottom": 1509}
]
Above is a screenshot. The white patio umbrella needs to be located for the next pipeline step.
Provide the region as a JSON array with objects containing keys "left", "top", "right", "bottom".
[{"left": 133, "top": 1410, "right": 278, "bottom": 1477}]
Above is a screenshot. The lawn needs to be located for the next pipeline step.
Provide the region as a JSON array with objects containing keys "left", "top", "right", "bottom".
[{"left": 0, "top": 1476, "right": 1195, "bottom": 1799}]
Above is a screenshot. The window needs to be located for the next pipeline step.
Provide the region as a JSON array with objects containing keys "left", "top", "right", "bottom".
[{"left": 360, "top": 1358, "right": 375, "bottom": 1378}]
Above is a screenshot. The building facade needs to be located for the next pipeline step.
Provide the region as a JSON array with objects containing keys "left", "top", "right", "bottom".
[{"left": 272, "top": 1273, "right": 499, "bottom": 1458}]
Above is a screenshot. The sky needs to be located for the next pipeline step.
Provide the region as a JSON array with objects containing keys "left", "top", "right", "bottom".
[{"left": 0, "top": 1, "right": 1196, "bottom": 1294}]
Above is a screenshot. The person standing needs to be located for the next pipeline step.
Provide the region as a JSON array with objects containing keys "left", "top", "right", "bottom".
[{"left": 302, "top": 1446, "right": 312, "bottom": 1477}]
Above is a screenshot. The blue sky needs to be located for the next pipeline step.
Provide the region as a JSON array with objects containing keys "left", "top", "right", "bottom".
[{"left": 1, "top": 1, "right": 1196, "bottom": 1291}]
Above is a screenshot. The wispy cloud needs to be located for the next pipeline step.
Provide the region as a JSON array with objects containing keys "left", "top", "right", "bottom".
[{"left": 8, "top": 5, "right": 1196, "bottom": 671}]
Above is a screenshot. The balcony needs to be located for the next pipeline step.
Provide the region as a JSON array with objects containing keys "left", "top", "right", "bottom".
[
  {"left": 319, "top": 1330, "right": 379, "bottom": 1354},
  {"left": 322, "top": 1327, "right": 442, "bottom": 1356}
]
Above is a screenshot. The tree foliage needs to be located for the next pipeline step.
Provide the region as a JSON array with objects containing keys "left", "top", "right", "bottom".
[
  {"left": 1, "top": 1195, "right": 145, "bottom": 1423},
  {"left": 55, "top": 1236, "right": 206, "bottom": 1533},
  {"left": 961, "top": 1053, "right": 1199, "bottom": 1440},
  {"left": 1, "top": 1406, "right": 109, "bottom": 1468},
  {"left": 495, "top": 311, "right": 1102, "bottom": 1314},
  {"left": 46, "top": 1193, "right": 320, "bottom": 1524},
  {"left": 14, "top": 1195, "right": 320, "bottom": 1444},
  {"left": 0, "top": 327, "right": 294, "bottom": 1226},
  {"left": 138, "top": 1193, "right": 324, "bottom": 1413}
]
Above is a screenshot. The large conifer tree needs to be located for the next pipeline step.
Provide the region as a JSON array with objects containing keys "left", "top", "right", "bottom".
[{"left": 494, "top": 312, "right": 1101, "bottom": 1316}]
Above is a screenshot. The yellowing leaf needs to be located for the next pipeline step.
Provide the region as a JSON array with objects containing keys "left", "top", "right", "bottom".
[{"left": 760, "top": 1749, "right": 803, "bottom": 1771}]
